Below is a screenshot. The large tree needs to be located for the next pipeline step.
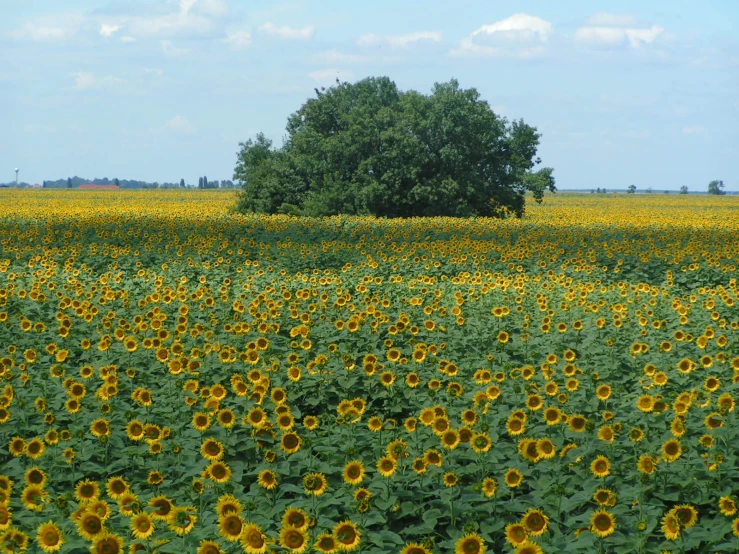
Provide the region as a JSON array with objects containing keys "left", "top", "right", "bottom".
[
  {"left": 234, "top": 77, "right": 555, "bottom": 217},
  {"left": 707, "top": 180, "right": 725, "bottom": 195}
]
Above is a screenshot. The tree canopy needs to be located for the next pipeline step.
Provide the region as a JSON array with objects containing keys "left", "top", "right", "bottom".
[
  {"left": 707, "top": 180, "right": 725, "bottom": 195},
  {"left": 234, "top": 77, "right": 555, "bottom": 218}
]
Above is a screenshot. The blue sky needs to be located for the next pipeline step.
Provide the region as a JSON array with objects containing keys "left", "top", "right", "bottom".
[{"left": 1, "top": 0, "right": 737, "bottom": 190}]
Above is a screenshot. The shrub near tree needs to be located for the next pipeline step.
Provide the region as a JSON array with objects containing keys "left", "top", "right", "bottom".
[{"left": 234, "top": 77, "right": 555, "bottom": 218}]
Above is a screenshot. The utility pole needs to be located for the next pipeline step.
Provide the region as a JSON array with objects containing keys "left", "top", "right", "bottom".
[{"left": 15, "top": 168, "right": 19, "bottom": 187}]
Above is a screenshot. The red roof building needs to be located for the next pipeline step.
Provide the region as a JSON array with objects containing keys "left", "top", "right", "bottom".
[{"left": 77, "top": 184, "right": 120, "bottom": 190}]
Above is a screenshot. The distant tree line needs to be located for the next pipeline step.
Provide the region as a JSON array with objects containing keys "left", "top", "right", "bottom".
[{"left": 5, "top": 176, "right": 237, "bottom": 189}]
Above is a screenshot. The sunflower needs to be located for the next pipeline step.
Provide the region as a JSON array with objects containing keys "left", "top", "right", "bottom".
[
  {"left": 196, "top": 540, "right": 224, "bottom": 554},
  {"left": 207, "top": 461, "right": 232, "bottom": 484},
  {"left": 590, "top": 455, "right": 610, "bottom": 478},
  {"left": 670, "top": 505, "right": 698, "bottom": 529},
  {"left": 505, "top": 469, "right": 523, "bottom": 488},
  {"left": 719, "top": 496, "right": 738, "bottom": 517},
  {"left": 26, "top": 438, "right": 45, "bottom": 459},
  {"left": 733, "top": 518, "right": 739, "bottom": 538},
  {"left": 9, "top": 437, "right": 25, "bottom": 457},
  {"left": 281, "top": 432, "right": 302, "bottom": 455},
  {"left": 271, "top": 387, "right": 287, "bottom": 404},
  {"left": 90, "top": 533, "right": 123, "bottom": 554},
  {"left": 481, "top": 477, "right": 497, "bottom": 498},
  {"left": 661, "top": 512, "right": 681, "bottom": 540},
  {"left": 705, "top": 412, "right": 724, "bottom": 429},
  {"left": 367, "top": 416, "right": 383, "bottom": 432},
  {"left": 522, "top": 509, "right": 549, "bottom": 537},
  {"left": 536, "top": 439, "right": 556, "bottom": 459},
  {"left": 333, "top": 520, "right": 361, "bottom": 552},
  {"left": 514, "top": 541, "right": 544, "bottom": 554},
  {"left": 441, "top": 429, "right": 461, "bottom": 450},
  {"left": 77, "top": 512, "right": 105, "bottom": 540},
  {"left": 314, "top": 534, "right": 338, "bottom": 554},
  {"left": 0, "top": 505, "right": 11, "bottom": 529},
  {"left": 201, "top": 439, "right": 224, "bottom": 461},
  {"left": 130, "top": 513, "right": 155, "bottom": 540},
  {"left": 520, "top": 440, "right": 540, "bottom": 463},
  {"left": 168, "top": 507, "right": 198, "bottom": 536},
  {"left": 36, "top": 521, "right": 64, "bottom": 552},
  {"left": 661, "top": 439, "right": 682, "bottom": 463},
  {"left": 629, "top": 427, "right": 644, "bottom": 442},
  {"left": 218, "top": 513, "right": 243, "bottom": 542},
  {"left": 343, "top": 461, "right": 365, "bottom": 486},
  {"left": 216, "top": 495, "right": 242, "bottom": 518},
  {"left": 75, "top": 479, "right": 100, "bottom": 502},
  {"left": 568, "top": 415, "right": 587, "bottom": 432},
  {"left": 147, "top": 471, "right": 164, "bottom": 486},
  {"left": 258, "top": 470, "right": 278, "bottom": 490},
  {"left": 217, "top": 409, "right": 236, "bottom": 429},
  {"left": 400, "top": 543, "right": 431, "bottom": 554},
  {"left": 506, "top": 418, "right": 526, "bottom": 437},
  {"left": 117, "top": 493, "right": 139, "bottom": 517},
  {"left": 105, "top": 477, "right": 128, "bottom": 500},
  {"left": 380, "top": 371, "right": 396, "bottom": 387},
  {"left": 589, "top": 510, "right": 616, "bottom": 538},
  {"left": 454, "top": 533, "right": 486, "bottom": 554},
  {"left": 593, "top": 489, "right": 613, "bottom": 506},
  {"left": 149, "top": 496, "right": 174, "bottom": 521},
  {"left": 282, "top": 507, "right": 309, "bottom": 531},
  {"left": 303, "top": 472, "right": 328, "bottom": 496},
  {"left": 190, "top": 411, "right": 211, "bottom": 432},
  {"left": 64, "top": 398, "right": 81, "bottom": 414},
  {"left": 443, "top": 473, "right": 459, "bottom": 487},
  {"left": 504, "top": 523, "right": 528, "bottom": 546},
  {"left": 240, "top": 523, "right": 268, "bottom": 554},
  {"left": 87, "top": 500, "right": 111, "bottom": 521},
  {"left": 637, "top": 455, "right": 657, "bottom": 475},
  {"left": 125, "top": 420, "right": 145, "bottom": 441},
  {"left": 24, "top": 467, "right": 47, "bottom": 488},
  {"left": 280, "top": 527, "right": 309, "bottom": 554},
  {"left": 377, "top": 457, "right": 397, "bottom": 478}
]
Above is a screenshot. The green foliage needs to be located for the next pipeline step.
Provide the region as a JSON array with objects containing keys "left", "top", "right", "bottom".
[
  {"left": 707, "top": 180, "right": 725, "bottom": 195},
  {"left": 234, "top": 77, "right": 555, "bottom": 218},
  {"left": 627, "top": 185, "right": 637, "bottom": 194}
]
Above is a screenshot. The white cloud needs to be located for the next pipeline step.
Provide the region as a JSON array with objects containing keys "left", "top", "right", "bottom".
[
  {"left": 166, "top": 115, "right": 196, "bottom": 134},
  {"left": 682, "top": 125, "right": 704, "bottom": 134},
  {"left": 309, "top": 69, "right": 355, "bottom": 83},
  {"left": 161, "top": 40, "right": 188, "bottom": 57},
  {"left": 11, "top": 22, "right": 73, "bottom": 41},
  {"left": 575, "top": 19, "right": 664, "bottom": 49},
  {"left": 193, "top": 0, "right": 229, "bottom": 17},
  {"left": 121, "top": 36, "right": 137, "bottom": 43},
  {"left": 180, "top": 0, "right": 198, "bottom": 15},
  {"left": 356, "top": 31, "right": 442, "bottom": 48},
  {"left": 259, "top": 22, "right": 314, "bottom": 40},
  {"left": 314, "top": 50, "right": 403, "bottom": 65},
  {"left": 144, "top": 68, "right": 165, "bottom": 77},
  {"left": 471, "top": 14, "right": 552, "bottom": 41},
  {"left": 100, "top": 23, "right": 121, "bottom": 37},
  {"left": 587, "top": 13, "right": 638, "bottom": 27},
  {"left": 450, "top": 14, "right": 551, "bottom": 58},
  {"left": 225, "top": 30, "right": 252, "bottom": 48},
  {"left": 72, "top": 72, "right": 126, "bottom": 90}
]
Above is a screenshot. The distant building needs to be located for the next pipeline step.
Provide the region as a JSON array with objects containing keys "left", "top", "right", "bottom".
[
  {"left": 77, "top": 184, "right": 120, "bottom": 190},
  {"left": 33, "top": 183, "right": 42, "bottom": 189}
]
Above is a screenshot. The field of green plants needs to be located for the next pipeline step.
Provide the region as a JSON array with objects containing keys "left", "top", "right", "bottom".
[{"left": 1, "top": 189, "right": 738, "bottom": 554}]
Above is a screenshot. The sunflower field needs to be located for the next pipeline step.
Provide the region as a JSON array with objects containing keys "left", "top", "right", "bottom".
[{"left": 1, "top": 189, "right": 739, "bottom": 554}]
